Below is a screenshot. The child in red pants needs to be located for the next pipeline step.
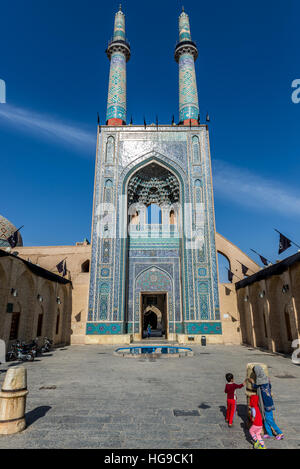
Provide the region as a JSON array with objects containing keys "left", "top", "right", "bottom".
[
  {"left": 225, "top": 373, "right": 246, "bottom": 427},
  {"left": 249, "top": 394, "right": 265, "bottom": 449}
]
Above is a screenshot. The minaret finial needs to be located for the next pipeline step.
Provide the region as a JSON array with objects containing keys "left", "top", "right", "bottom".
[
  {"left": 182, "top": 5, "right": 184, "bottom": 12},
  {"left": 119, "top": 3, "right": 122, "bottom": 11}
]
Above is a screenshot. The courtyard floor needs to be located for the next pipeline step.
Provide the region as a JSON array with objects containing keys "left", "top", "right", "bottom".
[{"left": 0, "top": 344, "right": 299, "bottom": 449}]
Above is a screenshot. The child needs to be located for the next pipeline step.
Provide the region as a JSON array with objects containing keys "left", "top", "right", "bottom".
[
  {"left": 249, "top": 394, "right": 265, "bottom": 449},
  {"left": 147, "top": 323, "right": 151, "bottom": 339},
  {"left": 249, "top": 365, "right": 284, "bottom": 440},
  {"left": 225, "top": 373, "right": 247, "bottom": 427}
]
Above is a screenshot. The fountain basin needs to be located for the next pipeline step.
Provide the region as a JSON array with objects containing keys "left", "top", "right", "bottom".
[{"left": 114, "top": 345, "right": 193, "bottom": 358}]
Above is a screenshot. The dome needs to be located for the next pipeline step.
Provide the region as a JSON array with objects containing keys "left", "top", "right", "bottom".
[{"left": 0, "top": 215, "right": 23, "bottom": 248}]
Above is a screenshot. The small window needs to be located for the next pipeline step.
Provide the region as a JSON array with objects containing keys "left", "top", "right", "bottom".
[
  {"left": 9, "top": 313, "right": 20, "bottom": 340},
  {"left": 6, "top": 303, "right": 13, "bottom": 313},
  {"left": 81, "top": 260, "right": 90, "bottom": 273},
  {"left": 37, "top": 314, "right": 43, "bottom": 337}
]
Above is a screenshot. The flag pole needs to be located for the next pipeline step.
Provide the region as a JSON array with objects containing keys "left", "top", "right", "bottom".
[
  {"left": 274, "top": 229, "right": 300, "bottom": 250},
  {"left": 250, "top": 249, "right": 272, "bottom": 266},
  {"left": 226, "top": 267, "right": 242, "bottom": 281},
  {"left": 235, "top": 259, "right": 256, "bottom": 274}
]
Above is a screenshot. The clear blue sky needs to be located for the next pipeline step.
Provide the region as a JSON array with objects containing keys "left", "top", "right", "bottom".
[{"left": 0, "top": 0, "right": 299, "bottom": 281}]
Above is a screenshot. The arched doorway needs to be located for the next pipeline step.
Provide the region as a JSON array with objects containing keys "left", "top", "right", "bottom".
[
  {"left": 142, "top": 298, "right": 166, "bottom": 338},
  {"left": 134, "top": 267, "right": 173, "bottom": 340}
]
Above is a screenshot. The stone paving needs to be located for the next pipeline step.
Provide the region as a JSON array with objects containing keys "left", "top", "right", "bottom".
[{"left": 0, "top": 344, "right": 299, "bottom": 449}]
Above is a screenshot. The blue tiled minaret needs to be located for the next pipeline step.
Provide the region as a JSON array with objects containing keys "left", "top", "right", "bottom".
[
  {"left": 106, "top": 5, "right": 130, "bottom": 126},
  {"left": 175, "top": 8, "right": 199, "bottom": 126}
]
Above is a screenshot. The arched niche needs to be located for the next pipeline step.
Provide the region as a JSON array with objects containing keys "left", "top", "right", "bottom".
[
  {"left": 105, "top": 136, "right": 115, "bottom": 164},
  {"left": 15, "top": 271, "right": 35, "bottom": 341},
  {"left": 217, "top": 251, "right": 231, "bottom": 283},
  {"left": 266, "top": 276, "right": 285, "bottom": 352},
  {"left": 192, "top": 136, "right": 201, "bottom": 163}
]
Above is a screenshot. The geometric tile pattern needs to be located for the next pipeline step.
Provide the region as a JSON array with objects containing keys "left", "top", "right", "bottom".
[
  {"left": 185, "top": 322, "right": 222, "bottom": 334},
  {"left": 106, "top": 52, "right": 126, "bottom": 122},
  {"left": 179, "top": 53, "right": 199, "bottom": 122},
  {"left": 86, "top": 323, "right": 123, "bottom": 335}
]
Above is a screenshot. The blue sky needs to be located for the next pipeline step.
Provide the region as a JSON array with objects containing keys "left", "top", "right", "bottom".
[{"left": 0, "top": 0, "right": 299, "bottom": 281}]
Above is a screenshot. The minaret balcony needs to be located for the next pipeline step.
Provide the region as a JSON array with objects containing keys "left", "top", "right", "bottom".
[
  {"left": 106, "top": 39, "right": 131, "bottom": 62},
  {"left": 174, "top": 40, "right": 198, "bottom": 62}
]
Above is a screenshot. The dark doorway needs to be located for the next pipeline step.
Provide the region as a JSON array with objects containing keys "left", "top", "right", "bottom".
[
  {"left": 141, "top": 293, "right": 167, "bottom": 340},
  {"left": 9, "top": 312, "right": 20, "bottom": 340}
]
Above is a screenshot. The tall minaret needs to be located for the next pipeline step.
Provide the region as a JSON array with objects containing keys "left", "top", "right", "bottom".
[
  {"left": 106, "top": 5, "right": 131, "bottom": 126},
  {"left": 174, "top": 8, "right": 199, "bottom": 126}
]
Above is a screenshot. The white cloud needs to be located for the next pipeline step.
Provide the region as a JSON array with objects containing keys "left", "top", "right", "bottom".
[
  {"left": 0, "top": 104, "right": 96, "bottom": 153},
  {"left": 1, "top": 105, "right": 298, "bottom": 218},
  {"left": 212, "top": 160, "right": 300, "bottom": 217}
]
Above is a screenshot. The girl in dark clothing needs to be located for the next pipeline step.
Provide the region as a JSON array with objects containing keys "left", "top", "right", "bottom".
[{"left": 249, "top": 366, "right": 284, "bottom": 440}]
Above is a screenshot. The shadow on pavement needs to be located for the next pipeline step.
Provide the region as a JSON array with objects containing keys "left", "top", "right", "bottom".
[
  {"left": 236, "top": 404, "right": 253, "bottom": 444},
  {"left": 25, "top": 406, "right": 52, "bottom": 427},
  {"left": 219, "top": 404, "right": 252, "bottom": 445},
  {"left": 219, "top": 405, "right": 226, "bottom": 419},
  {"left": 198, "top": 403, "right": 211, "bottom": 409}
]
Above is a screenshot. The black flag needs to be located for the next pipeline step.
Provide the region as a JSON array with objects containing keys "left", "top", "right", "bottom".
[
  {"left": 278, "top": 232, "right": 292, "bottom": 255},
  {"left": 241, "top": 264, "right": 249, "bottom": 276},
  {"left": 172, "top": 115, "right": 175, "bottom": 125},
  {"left": 251, "top": 249, "right": 269, "bottom": 266},
  {"left": 156, "top": 115, "right": 158, "bottom": 128},
  {"left": 56, "top": 259, "right": 67, "bottom": 277},
  {"left": 197, "top": 114, "right": 200, "bottom": 125},
  {"left": 130, "top": 116, "right": 133, "bottom": 125},
  {"left": 259, "top": 255, "right": 268, "bottom": 266},
  {"left": 7, "top": 231, "right": 19, "bottom": 248},
  {"left": 228, "top": 270, "right": 234, "bottom": 282},
  {"left": 7, "top": 226, "right": 23, "bottom": 248},
  {"left": 97, "top": 112, "right": 100, "bottom": 125},
  {"left": 144, "top": 117, "right": 146, "bottom": 129}
]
